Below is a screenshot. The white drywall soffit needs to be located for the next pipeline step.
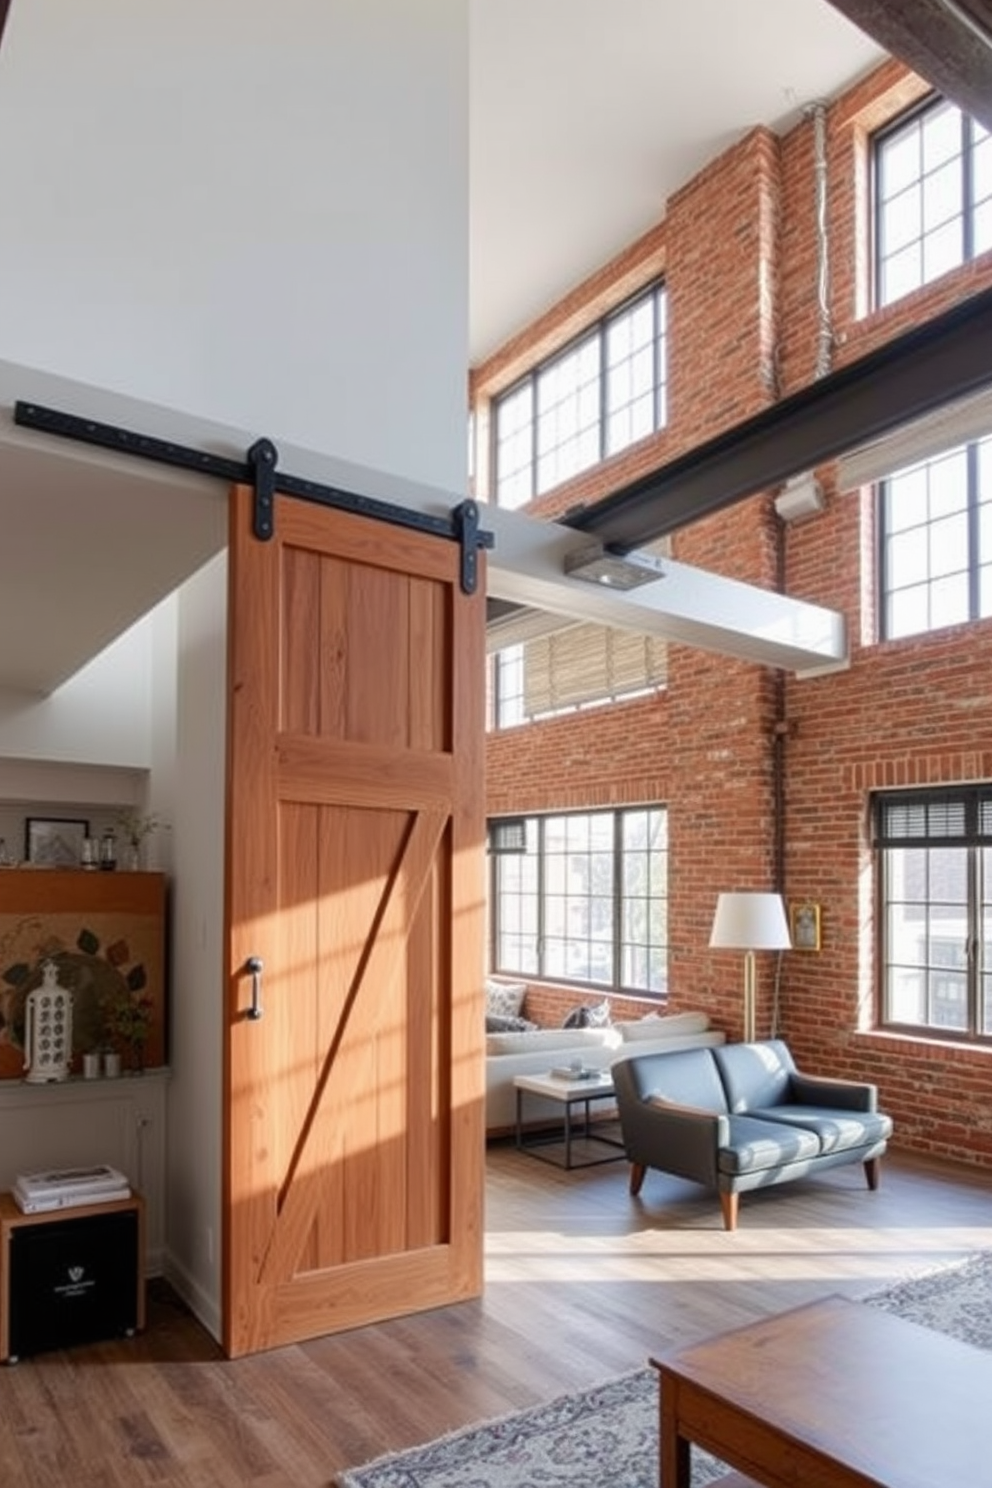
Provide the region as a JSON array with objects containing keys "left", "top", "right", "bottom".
[
  {"left": 484, "top": 505, "right": 848, "bottom": 675},
  {"left": 0, "top": 356, "right": 466, "bottom": 698}
]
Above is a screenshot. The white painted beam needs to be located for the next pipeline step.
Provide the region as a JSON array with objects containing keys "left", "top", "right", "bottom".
[
  {"left": 0, "top": 358, "right": 846, "bottom": 690},
  {"left": 483, "top": 505, "right": 848, "bottom": 676}
]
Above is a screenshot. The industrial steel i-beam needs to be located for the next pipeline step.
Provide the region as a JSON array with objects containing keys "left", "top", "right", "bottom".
[{"left": 567, "top": 283, "right": 992, "bottom": 552}]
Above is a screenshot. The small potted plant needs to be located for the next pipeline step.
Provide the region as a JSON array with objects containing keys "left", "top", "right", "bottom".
[
  {"left": 103, "top": 986, "right": 154, "bottom": 1073},
  {"left": 114, "top": 809, "right": 168, "bottom": 872}
]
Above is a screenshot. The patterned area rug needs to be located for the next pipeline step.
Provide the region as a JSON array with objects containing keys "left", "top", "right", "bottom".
[{"left": 336, "top": 1251, "right": 992, "bottom": 1488}]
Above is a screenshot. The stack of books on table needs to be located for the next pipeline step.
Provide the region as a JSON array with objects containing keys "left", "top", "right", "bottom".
[{"left": 13, "top": 1163, "right": 131, "bottom": 1215}]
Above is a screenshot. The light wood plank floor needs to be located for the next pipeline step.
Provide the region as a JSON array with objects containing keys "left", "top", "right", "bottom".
[{"left": 1, "top": 1145, "right": 990, "bottom": 1486}]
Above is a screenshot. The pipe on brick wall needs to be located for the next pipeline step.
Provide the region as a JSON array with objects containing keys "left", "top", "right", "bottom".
[
  {"left": 805, "top": 101, "right": 832, "bottom": 380},
  {"left": 771, "top": 520, "right": 788, "bottom": 1036}
]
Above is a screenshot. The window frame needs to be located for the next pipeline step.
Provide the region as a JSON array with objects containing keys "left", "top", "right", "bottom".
[
  {"left": 876, "top": 433, "right": 990, "bottom": 642},
  {"left": 489, "top": 805, "right": 669, "bottom": 997},
  {"left": 491, "top": 281, "right": 668, "bottom": 509},
  {"left": 874, "top": 786, "right": 992, "bottom": 1043},
  {"left": 872, "top": 93, "right": 990, "bottom": 311}
]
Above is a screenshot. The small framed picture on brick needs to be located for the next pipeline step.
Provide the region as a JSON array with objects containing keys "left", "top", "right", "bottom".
[{"left": 790, "top": 901, "right": 821, "bottom": 952}]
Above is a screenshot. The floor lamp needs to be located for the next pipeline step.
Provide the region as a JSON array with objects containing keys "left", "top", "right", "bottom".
[{"left": 709, "top": 892, "right": 791, "bottom": 1043}]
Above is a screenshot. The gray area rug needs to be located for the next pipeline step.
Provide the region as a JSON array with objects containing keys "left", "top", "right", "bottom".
[{"left": 337, "top": 1250, "right": 992, "bottom": 1488}]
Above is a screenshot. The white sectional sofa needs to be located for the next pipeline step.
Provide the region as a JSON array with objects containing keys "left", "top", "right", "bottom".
[{"left": 485, "top": 1009, "right": 726, "bottom": 1133}]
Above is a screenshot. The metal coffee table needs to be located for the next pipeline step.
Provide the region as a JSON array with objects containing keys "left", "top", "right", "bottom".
[{"left": 513, "top": 1070, "right": 625, "bottom": 1169}]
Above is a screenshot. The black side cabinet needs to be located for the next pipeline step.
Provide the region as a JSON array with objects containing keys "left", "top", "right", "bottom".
[{"left": 0, "top": 1193, "right": 145, "bottom": 1362}]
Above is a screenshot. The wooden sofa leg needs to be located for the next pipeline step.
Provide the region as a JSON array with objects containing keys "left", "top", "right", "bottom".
[
  {"left": 864, "top": 1157, "right": 880, "bottom": 1191},
  {"left": 720, "top": 1192, "right": 739, "bottom": 1231},
  {"left": 629, "top": 1162, "right": 646, "bottom": 1196}
]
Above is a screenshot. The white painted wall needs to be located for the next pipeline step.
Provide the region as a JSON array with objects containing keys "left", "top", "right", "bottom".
[
  {"left": 0, "top": 1, "right": 469, "bottom": 1343},
  {"left": 0, "top": 0, "right": 469, "bottom": 499},
  {"left": 165, "top": 554, "right": 227, "bottom": 1339},
  {"left": 0, "top": 623, "right": 154, "bottom": 767}
]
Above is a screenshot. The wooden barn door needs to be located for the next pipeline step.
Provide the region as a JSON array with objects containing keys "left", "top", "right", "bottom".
[{"left": 223, "top": 483, "right": 485, "bottom": 1357}]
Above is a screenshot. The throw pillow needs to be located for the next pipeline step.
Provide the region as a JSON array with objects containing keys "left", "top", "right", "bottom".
[
  {"left": 485, "top": 1013, "right": 539, "bottom": 1034},
  {"left": 484, "top": 977, "right": 527, "bottom": 1019},
  {"left": 562, "top": 1005, "right": 592, "bottom": 1029},
  {"left": 562, "top": 999, "right": 612, "bottom": 1030}
]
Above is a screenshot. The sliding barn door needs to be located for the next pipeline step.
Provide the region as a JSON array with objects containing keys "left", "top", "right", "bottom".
[{"left": 223, "top": 483, "right": 485, "bottom": 1357}]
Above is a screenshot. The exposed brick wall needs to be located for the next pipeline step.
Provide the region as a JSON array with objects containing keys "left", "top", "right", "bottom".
[
  {"left": 666, "top": 127, "right": 782, "bottom": 440},
  {"left": 475, "top": 59, "right": 992, "bottom": 1171}
]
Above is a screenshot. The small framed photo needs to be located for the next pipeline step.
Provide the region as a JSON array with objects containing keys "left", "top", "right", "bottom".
[
  {"left": 24, "top": 817, "right": 90, "bottom": 868},
  {"left": 790, "top": 901, "right": 822, "bottom": 953}
]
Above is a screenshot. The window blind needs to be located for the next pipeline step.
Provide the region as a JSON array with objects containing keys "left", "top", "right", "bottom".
[
  {"left": 836, "top": 388, "right": 992, "bottom": 492},
  {"left": 875, "top": 788, "right": 992, "bottom": 847},
  {"left": 523, "top": 623, "right": 667, "bottom": 715}
]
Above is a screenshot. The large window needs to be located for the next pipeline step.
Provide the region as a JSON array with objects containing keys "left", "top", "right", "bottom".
[
  {"left": 493, "top": 283, "right": 668, "bottom": 509},
  {"left": 491, "top": 807, "right": 668, "bottom": 994},
  {"left": 879, "top": 434, "right": 992, "bottom": 640},
  {"left": 874, "top": 96, "right": 991, "bottom": 309},
  {"left": 876, "top": 788, "right": 992, "bottom": 1040}
]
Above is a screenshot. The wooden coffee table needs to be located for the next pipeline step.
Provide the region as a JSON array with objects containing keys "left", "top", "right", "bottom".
[{"left": 651, "top": 1292, "right": 992, "bottom": 1488}]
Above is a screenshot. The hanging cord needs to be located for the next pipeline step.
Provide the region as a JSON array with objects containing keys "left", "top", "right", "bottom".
[
  {"left": 771, "top": 949, "right": 785, "bottom": 1039},
  {"left": 805, "top": 101, "right": 832, "bottom": 380}
]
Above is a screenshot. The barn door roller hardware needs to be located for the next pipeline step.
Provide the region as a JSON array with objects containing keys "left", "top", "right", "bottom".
[{"left": 13, "top": 402, "right": 493, "bottom": 595}]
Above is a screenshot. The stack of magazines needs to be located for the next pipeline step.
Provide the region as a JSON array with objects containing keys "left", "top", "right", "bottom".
[{"left": 13, "top": 1163, "right": 131, "bottom": 1215}]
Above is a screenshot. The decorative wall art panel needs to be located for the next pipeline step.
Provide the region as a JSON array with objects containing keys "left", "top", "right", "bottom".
[{"left": 0, "top": 873, "right": 167, "bottom": 1077}]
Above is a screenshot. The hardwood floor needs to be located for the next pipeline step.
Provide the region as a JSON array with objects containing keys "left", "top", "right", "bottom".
[{"left": 1, "top": 1145, "right": 989, "bottom": 1486}]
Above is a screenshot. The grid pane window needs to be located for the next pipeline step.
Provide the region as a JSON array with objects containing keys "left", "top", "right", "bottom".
[
  {"left": 880, "top": 436, "right": 991, "bottom": 640},
  {"left": 492, "top": 283, "right": 667, "bottom": 507},
  {"left": 535, "top": 334, "right": 602, "bottom": 493},
  {"left": 875, "top": 98, "right": 987, "bottom": 309},
  {"left": 494, "top": 383, "right": 535, "bottom": 510},
  {"left": 493, "top": 818, "right": 540, "bottom": 974},
  {"left": 877, "top": 789, "right": 992, "bottom": 1039},
  {"left": 605, "top": 290, "right": 667, "bottom": 455},
  {"left": 491, "top": 807, "right": 668, "bottom": 994}
]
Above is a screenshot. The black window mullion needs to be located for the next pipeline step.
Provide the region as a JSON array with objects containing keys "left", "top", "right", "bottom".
[
  {"left": 967, "top": 843, "right": 980, "bottom": 1034},
  {"left": 877, "top": 481, "right": 890, "bottom": 639},
  {"left": 654, "top": 288, "right": 663, "bottom": 429},
  {"left": 598, "top": 321, "right": 608, "bottom": 463},
  {"left": 963, "top": 114, "right": 975, "bottom": 263},
  {"left": 967, "top": 440, "right": 981, "bottom": 620},
  {"left": 613, "top": 811, "right": 623, "bottom": 988},
  {"left": 536, "top": 815, "right": 546, "bottom": 979},
  {"left": 528, "top": 372, "right": 538, "bottom": 503}
]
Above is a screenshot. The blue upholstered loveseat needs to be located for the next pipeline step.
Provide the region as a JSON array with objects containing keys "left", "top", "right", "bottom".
[{"left": 612, "top": 1039, "right": 893, "bottom": 1230}]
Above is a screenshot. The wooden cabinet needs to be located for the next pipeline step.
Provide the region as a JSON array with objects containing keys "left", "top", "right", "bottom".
[
  {"left": 0, "top": 870, "right": 167, "bottom": 1076},
  {"left": 0, "top": 1190, "right": 146, "bottom": 1361}
]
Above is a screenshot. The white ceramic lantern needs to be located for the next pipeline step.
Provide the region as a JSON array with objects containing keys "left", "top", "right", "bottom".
[{"left": 23, "top": 960, "right": 74, "bottom": 1083}]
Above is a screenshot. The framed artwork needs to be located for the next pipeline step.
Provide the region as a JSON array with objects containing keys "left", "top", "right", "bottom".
[
  {"left": 790, "top": 900, "right": 822, "bottom": 952},
  {"left": 24, "top": 817, "right": 90, "bottom": 868}
]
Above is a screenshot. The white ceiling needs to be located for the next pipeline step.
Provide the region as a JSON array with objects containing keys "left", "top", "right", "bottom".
[
  {"left": 469, "top": 0, "right": 885, "bottom": 362},
  {"left": 0, "top": 1, "right": 888, "bottom": 699}
]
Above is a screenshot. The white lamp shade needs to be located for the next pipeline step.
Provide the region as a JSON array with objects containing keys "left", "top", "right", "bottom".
[{"left": 709, "top": 891, "right": 791, "bottom": 951}]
